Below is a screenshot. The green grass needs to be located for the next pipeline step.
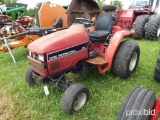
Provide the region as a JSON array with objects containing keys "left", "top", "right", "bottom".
[{"left": 0, "top": 39, "right": 160, "bottom": 120}]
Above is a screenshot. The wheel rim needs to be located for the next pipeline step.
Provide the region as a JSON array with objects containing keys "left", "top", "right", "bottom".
[
  {"left": 157, "top": 26, "right": 160, "bottom": 37},
  {"left": 129, "top": 52, "right": 137, "bottom": 71},
  {"left": 73, "top": 93, "right": 87, "bottom": 111}
]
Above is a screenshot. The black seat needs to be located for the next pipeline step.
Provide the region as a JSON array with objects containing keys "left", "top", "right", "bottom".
[{"left": 89, "top": 13, "right": 112, "bottom": 42}]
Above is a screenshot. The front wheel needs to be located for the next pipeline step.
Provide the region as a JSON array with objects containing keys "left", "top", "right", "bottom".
[
  {"left": 61, "top": 83, "right": 89, "bottom": 115},
  {"left": 112, "top": 40, "right": 140, "bottom": 78},
  {"left": 26, "top": 67, "right": 35, "bottom": 86}
]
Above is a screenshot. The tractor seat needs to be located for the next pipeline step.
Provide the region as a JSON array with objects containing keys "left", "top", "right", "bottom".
[
  {"left": 89, "top": 13, "right": 112, "bottom": 42},
  {"left": 89, "top": 31, "right": 109, "bottom": 39}
]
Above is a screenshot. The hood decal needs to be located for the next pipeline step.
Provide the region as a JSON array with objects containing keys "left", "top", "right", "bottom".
[{"left": 48, "top": 41, "right": 88, "bottom": 61}]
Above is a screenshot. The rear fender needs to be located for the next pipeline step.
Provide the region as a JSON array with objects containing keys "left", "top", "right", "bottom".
[
  {"left": 112, "top": 26, "right": 122, "bottom": 34},
  {"left": 115, "top": 10, "right": 136, "bottom": 29},
  {"left": 105, "top": 29, "right": 135, "bottom": 69}
]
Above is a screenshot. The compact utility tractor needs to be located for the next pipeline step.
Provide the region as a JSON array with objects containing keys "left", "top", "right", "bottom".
[
  {"left": 116, "top": 0, "right": 160, "bottom": 40},
  {"left": 26, "top": 3, "right": 140, "bottom": 114}
]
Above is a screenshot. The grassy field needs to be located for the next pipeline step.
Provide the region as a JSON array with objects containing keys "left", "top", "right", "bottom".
[{"left": 0, "top": 39, "right": 160, "bottom": 120}]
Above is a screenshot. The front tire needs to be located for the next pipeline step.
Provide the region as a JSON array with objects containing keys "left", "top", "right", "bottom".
[
  {"left": 154, "top": 53, "right": 160, "bottom": 82},
  {"left": 145, "top": 15, "right": 160, "bottom": 40},
  {"left": 117, "top": 87, "right": 156, "bottom": 120},
  {"left": 26, "top": 67, "right": 35, "bottom": 86},
  {"left": 112, "top": 40, "right": 140, "bottom": 78},
  {"left": 61, "top": 83, "right": 89, "bottom": 115}
]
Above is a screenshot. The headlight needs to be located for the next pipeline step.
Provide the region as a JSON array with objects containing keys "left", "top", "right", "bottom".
[
  {"left": 29, "top": 51, "right": 32, "bottom": 56},
  {"left": 38, "top": 54, "right": 44, "bottom": 62}
]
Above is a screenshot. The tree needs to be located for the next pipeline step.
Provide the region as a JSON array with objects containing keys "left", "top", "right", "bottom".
[
  {"left": 25, "top": 1, "right": 50, "bottom": 17},
  {"left": 34, "top": 2, "right": 42, "bottom": 14},
  {"left": 110, "top": 0, "right": 123, "bottom": 10},
  {"left": 25, "top": 8, "right": 35, "bottom": 17},
  {"left": 0, "top": 0, "right": 17, "bottom": 4},
  {"left": 25, "top": 2, "right": 42, "bottom": 17},
  {"left": 94, "top": 0, "right": 106, "bottom": 10}
]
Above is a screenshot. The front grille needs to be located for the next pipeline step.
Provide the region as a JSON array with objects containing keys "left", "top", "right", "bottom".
[
  {"left": 29, "top": 51, "right": 38, "bottom": 60},
  {"left": 28, "top": 56, "right": 44, "bottom": 74}
]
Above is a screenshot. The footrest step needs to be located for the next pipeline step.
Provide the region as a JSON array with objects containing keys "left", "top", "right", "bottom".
[{"left": 86, "top": 56, "right": 108, "bottom": 65}]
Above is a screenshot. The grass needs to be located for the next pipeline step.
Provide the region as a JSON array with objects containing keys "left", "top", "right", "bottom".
[{"left": 0, "top": 39, "right": 160, "bottom": 120}]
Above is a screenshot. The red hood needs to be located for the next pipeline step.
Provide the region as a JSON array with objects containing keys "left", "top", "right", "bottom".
[{"left": 27, "top": 26, "right": 89, "bottom": 54}]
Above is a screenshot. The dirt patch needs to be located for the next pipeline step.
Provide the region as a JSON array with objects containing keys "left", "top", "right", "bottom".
[{"left": 0, "top": 93, "right": 11, "bottom": 120}]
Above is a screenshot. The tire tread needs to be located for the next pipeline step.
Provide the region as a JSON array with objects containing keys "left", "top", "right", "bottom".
[{"left": 117, "top": 87, "right": 156, "bottom": 120}]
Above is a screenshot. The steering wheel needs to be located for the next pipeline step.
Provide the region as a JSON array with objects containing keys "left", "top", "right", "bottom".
[{"left": 76, "top": 18, "right": 95, "bottom": 27}]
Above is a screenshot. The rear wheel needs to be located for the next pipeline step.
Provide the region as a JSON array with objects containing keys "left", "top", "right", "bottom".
[
  {"left": 154, "top": 53, "right": 160, "bottom": 82},
  {"left": 145, "top": 15, "right": 160, "bottom": 40},
  {"left": 112, "top": 40, "right": 140, "bottom": 78},
  {"left": 61, "top": 83, "right": 89, "bottom": 115},
  {"left": 133, "top": 15, "right": 149, "bottom": 39},
  {"left": 117, "top": 87, "right": 156, "bottom": 120}
]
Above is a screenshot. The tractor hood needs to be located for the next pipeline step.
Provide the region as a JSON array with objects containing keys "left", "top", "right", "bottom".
[{"left": 27, "top": 25, "right": 89, "bottom": 54}]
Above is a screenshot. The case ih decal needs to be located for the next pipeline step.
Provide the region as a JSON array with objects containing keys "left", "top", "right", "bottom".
[{"left": 48, "top": 42, "right": 88, "bottom": 61}]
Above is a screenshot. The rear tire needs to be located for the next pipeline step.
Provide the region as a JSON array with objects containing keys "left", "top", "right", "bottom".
[
  {"left": 154, "top": 53, "right": 160, "bottom": 82},
  {"left": 61, "top": 83, "right": 89, "bottom": 115},
  {"left": 26, "top": 67, "right": 35, "bottom": 86},
  {"left": 117, "top": 87, "right": 156, "bottom": 120},
  {"left": 112, "top": 40, "right": 140, "bottom": 78},
  {"left": 145, "top": 15, "right": 160, "bottom": 40},
  {"left": 133, "top": 15, "right": 149, "bottom": 39}
]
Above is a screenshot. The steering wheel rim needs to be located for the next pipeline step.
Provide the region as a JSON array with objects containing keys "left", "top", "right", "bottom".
[{"left": 76, "top": 17, "right": 95, "bottom": 25}]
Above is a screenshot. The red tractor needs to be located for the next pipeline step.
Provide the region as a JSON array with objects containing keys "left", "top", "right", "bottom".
[
  {"left": 116, "top": 0, "right": 160, "bottom": 40},
  {"left": 26, "top": 2, "right": 140, "bottom": 114}
]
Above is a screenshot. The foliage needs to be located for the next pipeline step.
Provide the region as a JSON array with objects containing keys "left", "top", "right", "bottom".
[
  {"left": 24, "top": 8, "right": 35, "bottom": 17},
  {"left": 94, "top": 0, "right": 106, "bottom": 10},
  {"left": 0, "top": 0, "right": 17, "bottom": 4},
  {"left": 34, "top": 2, "right": 42, "bottom": 14},
  {"left": 110, "top": 0, "right": 123, "bottom": 10},
  {"left": 24, "top": 2, "right": 42, "bottom": 17}
]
